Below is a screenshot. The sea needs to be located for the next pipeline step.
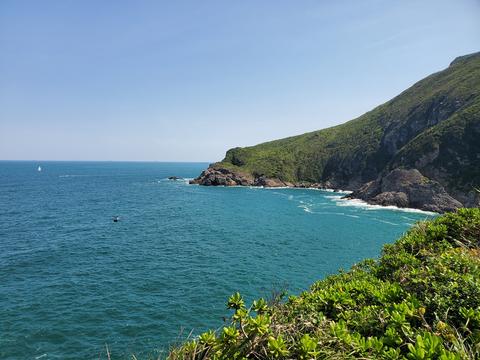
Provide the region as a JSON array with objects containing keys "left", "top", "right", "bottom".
[{"left": 0, "top": 161, "right": 435, "bottom": 359}]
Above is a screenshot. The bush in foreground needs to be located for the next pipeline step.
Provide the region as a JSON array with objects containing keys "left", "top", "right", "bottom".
[{"left": 168, "top": 209, "right": 480, "bottom": 359}]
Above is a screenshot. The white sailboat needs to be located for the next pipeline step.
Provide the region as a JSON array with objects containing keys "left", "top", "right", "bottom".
[{"left": 37, "top": 165, "right": 42, "bottom": 172}]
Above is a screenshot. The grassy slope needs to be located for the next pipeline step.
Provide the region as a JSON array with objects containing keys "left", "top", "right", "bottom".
[
  {"left": 169, "top": 208, "right": 480, "bottom": 359},
  {"left": 217, "top": 53, "right": 480, "bottom": 191}
]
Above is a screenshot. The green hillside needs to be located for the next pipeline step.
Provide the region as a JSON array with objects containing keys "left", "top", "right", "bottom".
[
  {"left": 212, "top": 52, "right": 480, "bottom": 206},
  {"left": 169, "top": 208, "right": 480, "bottom": 359}
]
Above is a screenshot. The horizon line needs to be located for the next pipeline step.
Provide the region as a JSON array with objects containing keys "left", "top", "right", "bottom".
[{"left": 0, "top": 159, "right": 212, "bottom": 163}]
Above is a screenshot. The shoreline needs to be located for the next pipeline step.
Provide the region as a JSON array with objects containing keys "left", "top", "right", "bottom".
[
  {"left": 181, "top": 178, "right": 438, "bottom": 215},
  {"left": 186, "top": 165, "right": 464, "bottom": 214}
]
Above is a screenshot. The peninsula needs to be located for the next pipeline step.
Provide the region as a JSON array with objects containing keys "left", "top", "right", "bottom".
[{"left": 191, "top": 52, "right": 480, "bottom": 213}]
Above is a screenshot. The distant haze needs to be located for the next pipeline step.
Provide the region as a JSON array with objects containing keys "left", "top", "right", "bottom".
[{"left": 0, "top": 0, "right": 479, "bottom": 162}]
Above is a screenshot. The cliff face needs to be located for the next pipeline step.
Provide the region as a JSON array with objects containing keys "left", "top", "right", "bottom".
[{"left": 191, "top": 52, "right": 480, "bottom": 212}]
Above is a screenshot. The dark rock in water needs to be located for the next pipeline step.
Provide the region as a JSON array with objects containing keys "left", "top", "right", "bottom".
[
  {"left": 349, "top": 169, "right": 462, "bottom": 213},
  {"left": 168, "top": 176, "right": 183, "bottom": 180}
]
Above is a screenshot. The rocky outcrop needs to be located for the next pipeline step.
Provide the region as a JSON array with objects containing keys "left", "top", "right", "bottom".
[
  {"left": 190, "top": 166, "right": 295, "bottom": 187},
  {"left": 189, "top": 166, "right": 255, "bottom": 186},
  {"left": 190, "top": 166, "right": 336, "bottom": 189},
  {"left": 189, "top": 166, "right": 301, "bottom": 188},
  {"left": 348, "top": 169, "right": 462, "bottom": 213}
]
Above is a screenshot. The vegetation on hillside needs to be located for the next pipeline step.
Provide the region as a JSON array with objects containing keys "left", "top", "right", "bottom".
[
  {"left": 216, "top": 52, "right": 480, "bottom": 197},
  {"left": 169, "top": 209, "right": 480, "bottom": 359}
]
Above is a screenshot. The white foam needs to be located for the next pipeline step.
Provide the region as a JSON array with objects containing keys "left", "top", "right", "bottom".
[
  {"left": 298, "top": 204, "right": 313, "bottom": 213},
  {"left": 197, "top": 184, "right": 353, "bottom": 196},
  {"left": 185, "top": 181, "right": 436, "bottom": 215},
  {"left": 59, "top": 174, "right": 89, "bottom": 178},
  {"left": 373, "top": 218, "right": 400, "bottom": 226},
  {"left": 324, "top": 194, "right": 343, "bottom": 199},
  {"left": 316, "top": 188, "right": 353, "bottom": 194},
  {"left": 162, "top": 177, "right": 193, "bottom": 182},
  {"left": 331, "top": 197, "right": 437, "bottom": 215}
]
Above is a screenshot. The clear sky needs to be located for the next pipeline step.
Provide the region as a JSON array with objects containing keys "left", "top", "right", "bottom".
[{"left": 0, "top": 0, "right": 479, "bottom": 161}]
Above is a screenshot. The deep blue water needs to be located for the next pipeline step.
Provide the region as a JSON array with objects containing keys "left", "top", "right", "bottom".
[{"left": 0, "top": 161, "right": 434, "bottom": 359}]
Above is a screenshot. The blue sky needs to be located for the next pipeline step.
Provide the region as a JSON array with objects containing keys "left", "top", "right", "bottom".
[{"left": 0, "top": 0, "right": 479, "bottom": 161}]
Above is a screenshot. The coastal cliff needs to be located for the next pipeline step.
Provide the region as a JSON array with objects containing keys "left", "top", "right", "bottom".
[{"left": 191, "top": 52, "right": 480, "bottom": 213}]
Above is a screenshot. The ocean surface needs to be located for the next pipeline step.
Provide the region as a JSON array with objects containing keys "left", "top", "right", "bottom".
[{"left": 0, "top": 161, "right": 434, "bottom": 359}]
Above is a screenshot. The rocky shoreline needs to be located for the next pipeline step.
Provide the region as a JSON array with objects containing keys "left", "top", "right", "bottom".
[
  {"left": 189, "top": 166, "right": 467, "bottom": 213},
  {"left": 189, "top": 166, "right": 337, "bottom": 190}
]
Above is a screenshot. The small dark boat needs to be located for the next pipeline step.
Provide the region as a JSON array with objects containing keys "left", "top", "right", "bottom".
[{"left": 112, "top": 216, "right": 120, "bottom": 222}]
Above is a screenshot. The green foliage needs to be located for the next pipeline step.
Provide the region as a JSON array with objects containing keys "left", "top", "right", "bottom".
[
  {"left": 227, "top": 292, "right": 245, "bottom": 310},
  {"left": 267, "top": 335, "right": 289, "bottom": 358},
  {"left": 169, "top": 209, "right": 480, "bottom": 359},
  {"left": 221, "top": 326, "right": 239, "bottom": 345},
  {"left": 198, "top": 330, "right": 217, "bottom": 346},
  {"left": 246, "top": 314, "right": 271, "bottom": 336},
  {"left": 297, "top": 334, "right": 319, "bottom": 359},
  {"left": 252, "top": 298, "right": 268, "bottom": 314}
]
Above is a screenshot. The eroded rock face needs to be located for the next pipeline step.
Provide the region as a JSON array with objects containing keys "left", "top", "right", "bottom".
[
  {"left": 379, "top": 95, "right": 464, "bottom": 157},
  {"left": 349, "top": 168, "right": 462, "bottom": 213}
]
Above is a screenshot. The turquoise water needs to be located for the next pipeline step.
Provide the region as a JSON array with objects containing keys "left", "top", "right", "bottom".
[{"left": 0, "top": 161, "right": 433, "bottom": 359}]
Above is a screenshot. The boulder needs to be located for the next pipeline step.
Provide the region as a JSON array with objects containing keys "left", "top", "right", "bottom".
[{"left": 349, "top": 168, "right": 462, "bottom": 213}]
